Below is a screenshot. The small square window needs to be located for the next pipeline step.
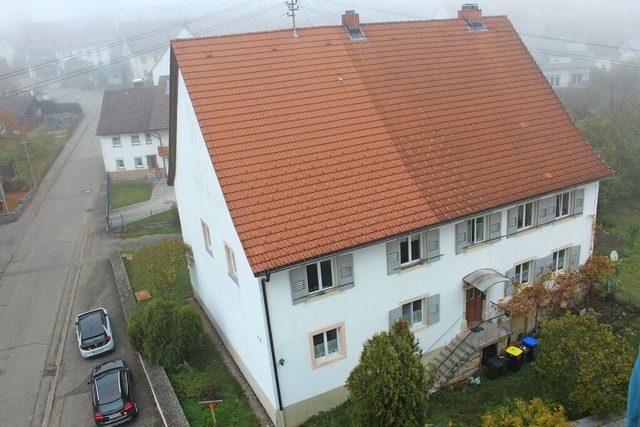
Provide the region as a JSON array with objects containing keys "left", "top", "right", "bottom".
[
  {"left": 552, "top": 249, "right": 566, "bottom": 271},
  {"left": 115, "top": 158, "right": 125, "bottom": 170},
  {"left": 112, "top": 136, "right": 121, "bottom": 147},
  {"left": 517, "top": 202, "right": 534, "bottom": 230},
  {"left": 145, "top": 133, "right": 153, "bottom": 144},
  {"left": 310, "top": 324, "right": 346, "bottom": 368},
  {"left": 555, "top": 192, "right": 571, "bottom": 218},
  {"left": 402, "top": 299, "right": 423, "bottom": 327},
  {"left": 515, "top": 261, "right": 532, "bottom": 284},
  {"left": 131, "top": 134, "right": 141, "bottom": 146},
  {"left": 134, "top": 157, "right": 144, "bottom": 168},
  {"left": 400, "top": 233, "right": 421, "bottom": 264}
]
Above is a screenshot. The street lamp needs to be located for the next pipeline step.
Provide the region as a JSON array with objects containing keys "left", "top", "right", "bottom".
[
  {"left": 21, "top": 141, "right": 36, "bottom": 189},
  {"left": 0, "top": 174, "right": 6, "bottom": 212}
]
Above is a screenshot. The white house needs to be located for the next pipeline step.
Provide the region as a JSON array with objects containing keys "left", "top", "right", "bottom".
[
  {"left": 96, "top": 76, "right": 170, "bottom": 180},
  {"left": 524, "top": 36, "right": 596, "bottom": 88},
  {"left": 168, "top": 6, "right": 612, "bottom": 426}
]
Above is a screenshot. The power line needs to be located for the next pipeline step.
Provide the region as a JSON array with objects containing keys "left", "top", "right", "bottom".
[
  {"left": 0, "top": 2, "right": 284, "bottom": 99},
  {"left": 0, "top": 0, "right": 266, "bottom": 81}
]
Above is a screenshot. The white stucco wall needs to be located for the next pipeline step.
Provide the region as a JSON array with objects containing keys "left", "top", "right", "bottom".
[
  {"left": 99, "top": 131, "right": 167, "bottom": 175},
  {"left": 264, "top": 180, "right": 598, "bottom": 407},
  {"left": 172, "top": 68, "right": 601, "bottom": 421},
  {"left": 173, "top": 71, "right": 279, "bottom": 417}
]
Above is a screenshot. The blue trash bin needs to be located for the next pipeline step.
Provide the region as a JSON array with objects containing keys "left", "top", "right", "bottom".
[{"left": 522, "top": 336, "right": 538, "bottom": 362}]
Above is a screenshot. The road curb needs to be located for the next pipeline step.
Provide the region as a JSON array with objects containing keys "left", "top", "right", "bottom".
[{"left": 109, "top": 251, "right": 189, "bottom": 427}]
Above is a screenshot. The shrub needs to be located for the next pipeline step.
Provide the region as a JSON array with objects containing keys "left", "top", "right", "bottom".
[
  {"left": 128, "top": 299, "right": 203, "bottom": 370},
  {"left": 346, "top": 319, "right": 428, "bottom": 427},
  {"left": 481, "top": 397, "right": 572, "bottom": 427}
]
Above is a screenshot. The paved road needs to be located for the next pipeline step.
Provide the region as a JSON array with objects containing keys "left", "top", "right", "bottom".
[{"left": 0, "top": 87, "right": 161, "bottom": 427}]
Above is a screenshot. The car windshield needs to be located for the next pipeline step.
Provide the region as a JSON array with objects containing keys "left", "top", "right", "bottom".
[
  {"left": 79, "top": 312, "right": 106, "bottom": 344},
  {"left": 95, "top": 372, "right": 123, "bottom": 413}
]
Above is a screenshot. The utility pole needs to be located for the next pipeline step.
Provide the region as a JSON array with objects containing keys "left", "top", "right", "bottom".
[
  {"left": 21, "top": 141, "right": 36, "bottom": 189},
  {"left": 286, "top": 0, "right": 299, "bottom": 38},
  {"left": 0, "top": 175, "right": 6, "bottom": 212}
]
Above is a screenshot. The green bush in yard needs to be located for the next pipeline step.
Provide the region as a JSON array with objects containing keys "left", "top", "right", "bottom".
[
  {"left": 346, "top": 319, "right": 428, "bottom": 427},
  {"left": 481, "top": 397, "right": 572, "bottom": 427},
  {"left": 128, "top": 299, "right": 203, "bottom": 370}
]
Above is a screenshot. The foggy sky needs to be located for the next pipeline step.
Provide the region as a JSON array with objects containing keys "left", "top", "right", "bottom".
[{"left": 3, "top": 0, "right": 640, "bottom": 48}]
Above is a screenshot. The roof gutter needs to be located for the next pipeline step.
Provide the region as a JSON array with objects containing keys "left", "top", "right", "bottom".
[{"left": 260, "top": 272, "right": 283, "bottom": 412}]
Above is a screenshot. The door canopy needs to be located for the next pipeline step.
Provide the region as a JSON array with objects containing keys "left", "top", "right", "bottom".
[{"left": 463, "top": 268, "right": 512, "bottom": 292}]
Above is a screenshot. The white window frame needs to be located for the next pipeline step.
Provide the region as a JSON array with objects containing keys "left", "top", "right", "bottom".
[
  {"left": 548, "top": 75, "right": 561, "bottom": 87},
  {"left": 115, "top": 158, "right": 125, "bottom": 170},
  {"left": 112, "top": 136, "right": 121, "bottom": 147},
  {"left": 515, "top": 260, "right": 532, "bottom": 285},
  {"left": 555, "top": 191, "right": 571, "bottom": 218},
  {"left": 145, "top": 133, "right": 153, "bottom": 144},
  {"left": 201, "top": 220, "right": 212, "bottom": 255},
  {"left": 517, "top": 201, "right": 535, "bottom": 230},
  {"left": 552, "top": 248, "right": 567, "bottom": 272},
  {"left": 571, "top": 73, "right": 584, "bottom": 85},
  {"left": 306, "top": 259, "right": 334, "bottom": 294},
  {"left": 133, "top": 157, "right": 144, "bottom": 168},
  {"left": 224, "top": 243, "right": 238, "bottom": 284},
  {"left": 467, "top": 215, "right": 486, "bottom": 245},
  {"left": 309, "top": 323, "right": 346, "bottom": 369},
  {"left": 131, "top": 134, "right": 141, "bottom": 146},
  {"left": 400, "top": 233, "right": 422, "bottom": 265}
]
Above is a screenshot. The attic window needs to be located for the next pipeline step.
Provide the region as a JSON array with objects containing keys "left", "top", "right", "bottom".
[
  {"left": 347, "top": 27, "right": 366, "bottom": 41},
  {"left": 466, "top": 21, "right": 486, "bottom": 31}
]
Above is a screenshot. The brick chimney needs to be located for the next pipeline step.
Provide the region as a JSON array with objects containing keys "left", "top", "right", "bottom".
[
  {"left": 342, "top": 10, "right": 360, "bottom": 30},
  {"left": 458, "top": 3, "right": 482, "bottom": 23}
]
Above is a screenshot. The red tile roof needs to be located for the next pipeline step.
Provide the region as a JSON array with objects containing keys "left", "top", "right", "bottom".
[{"left": 171, "top": 16, "right": 612, "bottom": 275}]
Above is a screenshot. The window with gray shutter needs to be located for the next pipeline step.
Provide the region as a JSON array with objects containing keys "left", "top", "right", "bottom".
[
  {"left": 290, "top": 267, "right": 308, "bottom": 305},
  {"left": 489, "top": 211, "right": 501, "bottom": 241},
  {"left": 389, "top": 306, "right": 402, "bottom": 327},
  {"left": 386, "top": 241, "right": 401, "bottom": 275},
  {"left": 426, "top": 229, "right": 440, "bottom": 262},
  {"left": 534, "top": 257, "right": 546, "bottom": 279},
  {"left": 537, "top": 196, "right": 555, "bottom": 226},
  {"left": 455, "top": 222, "right": 467, "bottom": 254},
  {"left": 507, "top": 207, "right": 518, "bottom": 236},
  {"left": 427, "top": 294, "right": 440, "bottom": 325},
  {"left": 573, "top": 189, "right": 585, "bottom": 215},
  {"left": 337, "top": 254, "right": 354, "bottom": 289},
  {"left": 569, "top": 245, "right": 581, "bottom": 271},
  {"left": 504, "top": 268, "right": 515, "bottom": 296}
]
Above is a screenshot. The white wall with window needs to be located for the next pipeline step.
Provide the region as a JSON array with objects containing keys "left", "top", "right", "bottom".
[{"left": 98, "top": 130, "right": 169, "bottom": 179}]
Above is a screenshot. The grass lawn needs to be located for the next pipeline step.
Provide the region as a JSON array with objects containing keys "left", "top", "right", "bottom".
[
  {"left": 108, "top": 181, "right": 153, "bottom": 209},
  {"left": 117, "top": 210, "right": 181, "bottom": 237},
  {"left": 123, "top": 244, "right": 261, "bottom": 426}
]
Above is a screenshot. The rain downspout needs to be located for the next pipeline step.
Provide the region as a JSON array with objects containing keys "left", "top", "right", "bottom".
[{"left": 261, "top": 272, "right": 283, "bottom": 411}]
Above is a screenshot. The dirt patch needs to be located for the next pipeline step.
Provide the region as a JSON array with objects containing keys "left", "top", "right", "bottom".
[{"left": 1, "top": 191, "right": 26, "bottom": 212}]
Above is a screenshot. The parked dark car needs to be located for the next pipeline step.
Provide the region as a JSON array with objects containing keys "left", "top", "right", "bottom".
[{"left": 89, "top": 359, "right": 138, "bottom": 425}]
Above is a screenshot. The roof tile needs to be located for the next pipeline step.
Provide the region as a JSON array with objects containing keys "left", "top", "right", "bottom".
[{"left": 172, "top": 16, "right": 612, "bottom": 274}]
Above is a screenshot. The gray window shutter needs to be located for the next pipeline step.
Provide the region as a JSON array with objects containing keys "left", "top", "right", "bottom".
[
  {"left": 427, "top": 294, "right": 440, "bottom": 325},
  {"left": 426, "top": 229, "right": 440, "bottom": 262},
  {"left": 290, "top": 267, "right": 308, "bottom": 305},
  {"left": 386, "top": 241, "right": 401, "bottom": 275},
  {"left": 455, "top": 222, "right": 467, "bottom": 254},
  {"left": 534, "top": 258, "right": 545, "bottom": 279},
  {"left": 569, "top": 245, "right": 581, "bottom": 271},
  {"left": 573, "top": 189, "right": 585, "bottom": 215},
  {"left": 389, "top": 307, "right": 402, "bottom": 327},
  {"left": 507, "top": 207, "right": 518, "bottom": 236},
  {"left": 537, "top": 197, "right": 554, "bottom": 226},
  {"left": 489, "top": 211, "right": 501, "bottom": 241},
  {"left": 337, "top": 254, "right": 354, "bottom": 289},
  {"left": 504, "top": 268, "right": 515, "bottom": 296}
]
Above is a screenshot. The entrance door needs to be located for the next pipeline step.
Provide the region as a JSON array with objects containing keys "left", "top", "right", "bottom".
[
  {"left": 146, "top": 155, "right": 158, "bottom": 171},
  {"left": 465, "top": 287, "right": 483, "bottom": 324}
]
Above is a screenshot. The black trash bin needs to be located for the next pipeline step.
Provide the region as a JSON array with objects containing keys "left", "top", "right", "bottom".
[
  {"left": 519, "top": 344, "right": 530, "bottom": 365},
  {"left": 522, "top": 336, "right": 538, "bottom": 362},
  {"left": 506, "top": 346, "right": 523, "bottom": 372},
  {"left": 486, "top": 355, "right": 507, "bottom": 380}
]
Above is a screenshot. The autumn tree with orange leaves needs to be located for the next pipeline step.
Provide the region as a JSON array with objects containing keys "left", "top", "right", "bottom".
[
  {"left": 0, "top": 109, "right": 27, "bottom": 137},
  {"left": 504, "top": 254, "right": 615, "bottom": 333}
]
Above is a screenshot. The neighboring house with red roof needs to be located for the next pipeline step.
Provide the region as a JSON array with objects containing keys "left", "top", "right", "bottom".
[
  {"left": 96, "top": 76, "right": 170, "bottom": 180},
  {"left": 168, "top": 5, "right": 612, "bottom": 425}
]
